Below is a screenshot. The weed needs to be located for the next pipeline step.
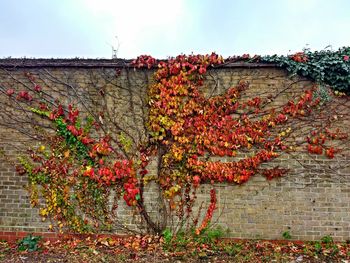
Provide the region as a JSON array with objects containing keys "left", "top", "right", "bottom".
[
  {"left": 162, "top": 228, "right": 172, "bottom": 250},
  {"left": 314, "top": 241, "right": 322, "bottom": 255},
  {"left": 223, "top": 243, "right": 242, "bottom": 256},
  {"left": 321, "top": 235, "right": 333, "bottom": 244},
  {"left": 17, "top": 234, "right": 41, "bottom": 252},
  {"left": 282, "top": 231, "right": 292, "bottom": 240},
  {"left": 193, "top": 225, "right": 224, "bottom": 245},
  {"left": 162, "top": 225, "right": 224, "bottom": 252}
]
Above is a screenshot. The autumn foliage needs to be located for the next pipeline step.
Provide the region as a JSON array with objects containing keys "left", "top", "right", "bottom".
[{"left": 0, "top": 52, "right": 348, "bottom": 235}]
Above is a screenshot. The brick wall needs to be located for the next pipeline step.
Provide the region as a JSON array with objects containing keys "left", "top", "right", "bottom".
[{"left": 0, "top": 59, "right": 349, "bottom": 241}]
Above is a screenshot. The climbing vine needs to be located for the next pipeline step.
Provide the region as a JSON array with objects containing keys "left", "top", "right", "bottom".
[
  {"left": 226, "top": 46, "right": 350, "bottom": 94},
  {"left": 0, "top": 49, "right": 349, "bottom": 235},
  {"left": 262, "top": 47, "right": 350, "bottom": 94}
]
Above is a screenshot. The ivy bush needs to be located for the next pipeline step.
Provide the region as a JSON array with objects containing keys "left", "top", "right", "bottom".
[{"left": 261, "top": 47, "right": 350, "bottom": 94}]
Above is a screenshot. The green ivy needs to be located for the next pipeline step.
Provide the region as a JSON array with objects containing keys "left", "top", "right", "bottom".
[
  {"left": 54, "top": 117, "right": 93, "bottom": 164},
  {"left": 29, "top": 107, "right": 50, "bottom": 117},
  {"left": 29, "top": 107, "right": 93, "bottom": 164},
  {"left": 117, "top": 131, "right": 133, "bottom": 153},
  {"left": 261, "top": 47, "right": 350, "bottom": 94},
  {"left": 83, "top": 116, "right": 95, "bottom": 134},
  {"left": 18, "top": 157, "right": 49, "bottom": 184}
]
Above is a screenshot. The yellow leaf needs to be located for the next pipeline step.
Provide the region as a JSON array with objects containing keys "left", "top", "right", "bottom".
[
  {"left": 38, "top": 145, "right": 46, "bottom": 152},
  {"left": 64, "top": 150, "right": 70, "bottom": 158}
]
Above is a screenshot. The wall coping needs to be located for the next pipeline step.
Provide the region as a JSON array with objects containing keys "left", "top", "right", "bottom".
[{"left": 0, "top": 58, "right": 277, "bottom": 69}]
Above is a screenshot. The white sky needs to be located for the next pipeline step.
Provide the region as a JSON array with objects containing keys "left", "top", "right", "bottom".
[{"left": 0, "top": 0, "right": 349, "bottom": 59}]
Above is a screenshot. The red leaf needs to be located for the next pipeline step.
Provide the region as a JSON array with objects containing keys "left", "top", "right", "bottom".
[{"left": 6, "top": 89, "right": 14, "bottom": 96}]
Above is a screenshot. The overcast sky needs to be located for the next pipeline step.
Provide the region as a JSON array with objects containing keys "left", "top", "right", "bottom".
[{"left": 0, "top": 0, "right": 349, "bottom": 59}]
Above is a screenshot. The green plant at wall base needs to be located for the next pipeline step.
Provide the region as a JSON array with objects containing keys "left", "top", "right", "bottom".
[
  {"left": 320, "top": 235, "right": 339, "bottom": 254},
  {"left": 314, "top": 241, "right": 323, "bottom": 255},
  {"left": 162, "top": 228, "right": 173, "bottom": 250},
  {"left": 311, "top": 236, "right": 341, "bottom": 258},
  {"left": 321, "top": 235, "right": 333, "bottom": 244},
  {"left": 223, "top": 243, "right": 243, "bottom": 256},
  {"left": 192, "top": 225, "right": 224, "bottom": 245},
  {"left": 17, "top": 234, "right": 41, "bottom": 252},
  {"left": 162, "top": 225, "right": 224, "bottom": 252},
  {"left": 282, "top": 231, "right": 292, "bottom": 240}
]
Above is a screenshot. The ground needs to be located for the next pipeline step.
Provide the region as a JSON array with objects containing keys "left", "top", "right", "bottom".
[{"left": 1, "top": 235, "right": 350, "bottom": 262}]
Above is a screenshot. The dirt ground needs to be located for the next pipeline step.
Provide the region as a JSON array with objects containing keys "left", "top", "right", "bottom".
[{"left": 1, "top": 236, "right": 349, "bottom": 263}]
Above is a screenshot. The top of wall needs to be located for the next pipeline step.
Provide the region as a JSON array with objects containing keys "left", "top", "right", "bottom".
[{"left": 0, "top": 58, "right": 276, "bottom": 69}]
